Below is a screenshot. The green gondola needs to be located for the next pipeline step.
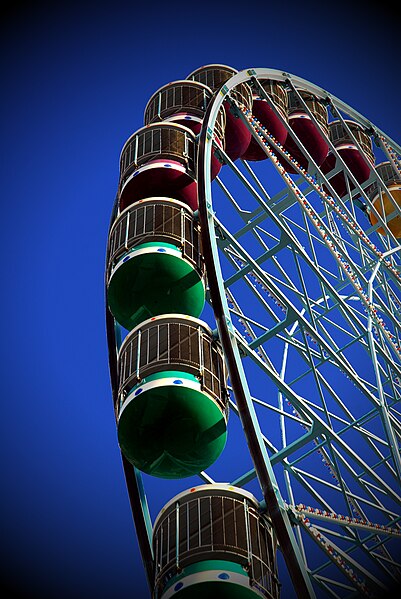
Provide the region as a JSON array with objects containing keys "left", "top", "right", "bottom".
[
  {"left": 107, "top": 242, "right": 205, "bottom": 330},
  {"left": 118, "top": 371, "right": 227, "bottom": 479}
]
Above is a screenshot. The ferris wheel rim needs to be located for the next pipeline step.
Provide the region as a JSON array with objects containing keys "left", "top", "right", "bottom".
[{"left": 197, "top": 67, "right": 401, "bottom": 598}]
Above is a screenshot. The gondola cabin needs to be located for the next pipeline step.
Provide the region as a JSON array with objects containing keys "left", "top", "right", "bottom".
[
  {"left": 153, "top": 484, "right": 279, "bottom": 598},
  {"left": 282, "top": 89, "right": 329, "bottom": 174},
  {"left": 187, "top": 64, "right": 253, "bottom": 162},
  {"left": 366, "top": 161, "right": 401, "bottom": 237},
  {"left": 117, "top": 315, "right": 228, "bottom": 479},
  {"left": 321, "top": 119, "right": 374, "bottom": 198},
  {"left": 107, "top": 198, "right": 205, "bottom": 330},
  {"left": 119, "top": 123, "right": 198, "bottom": 211},
  {"left": 242, "top": 79, "right": 288, "bottom": 162}
]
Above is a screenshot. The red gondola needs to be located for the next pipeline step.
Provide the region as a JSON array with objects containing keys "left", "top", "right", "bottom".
[
  {"left": 321, "top": 120, "right": 374, "bottom": 198},
  {"left": 187, "top": 64, "right": 253, "bottom": 161},
  {"left": 119, "top": 123, "right": 198, "bottom": 211},
  {"left": 281, "top": 90, "right": 329, "bottom": 174},
  {"left": 242, "top": 79, "right": 288, "bottom": 161}
]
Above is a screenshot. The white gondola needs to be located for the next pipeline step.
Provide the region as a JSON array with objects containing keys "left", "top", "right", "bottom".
[{"left": 153, "top": 484, "right": 279, "bottom": 598}]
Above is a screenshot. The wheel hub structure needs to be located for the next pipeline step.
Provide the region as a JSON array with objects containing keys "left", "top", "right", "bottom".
[{"left": 106, "top": 67, "right": 401, "bottom": 599}]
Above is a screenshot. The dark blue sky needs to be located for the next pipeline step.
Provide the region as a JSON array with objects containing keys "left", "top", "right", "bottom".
[{"left": 1, "top": 2, "right": 400, "bottom": 599}]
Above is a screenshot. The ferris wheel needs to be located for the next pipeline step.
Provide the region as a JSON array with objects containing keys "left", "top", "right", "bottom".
[{"left": 106, "top": 65, "right": 401, "bottom": 599}]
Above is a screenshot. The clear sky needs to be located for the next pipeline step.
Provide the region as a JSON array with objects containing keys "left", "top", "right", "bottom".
[{"left": 1, "top": 2, "right": 400, "bottom": 599}]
